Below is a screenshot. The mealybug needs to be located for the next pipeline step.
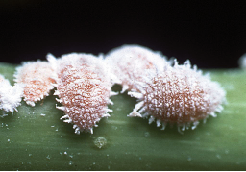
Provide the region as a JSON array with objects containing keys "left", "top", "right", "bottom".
[
  {"left": 14, "top": 61, "right": 56, "bottom": 106},
  {"left": 106, "top": 44, "right": 168, "bottom": 93},
  {"left": 128, "top": 60, "right": 226, "bottom": 133},
  {"left": 50, "top": 53, "right": 113, "bottom": 134},
  {"left": 0, "top": 74, "right": 23, "bottom": 113}
]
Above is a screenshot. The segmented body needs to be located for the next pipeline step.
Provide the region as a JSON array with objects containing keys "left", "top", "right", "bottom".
[
  {"left": 106, "top": 45, "right": 167, "bottom": 92},
  {"left": 129, "top": 60, "right": 226, "bottom": 132},
  {"left": 53, "top": 53, "right": 113, "bottom": 134},
  {"left": 14, "top": 62, "right": 56, "bottom": 106}
]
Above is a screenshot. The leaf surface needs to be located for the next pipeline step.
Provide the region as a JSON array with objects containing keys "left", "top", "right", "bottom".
[{"left": 0, "top": 63, "right": 245, "bottom": 170}]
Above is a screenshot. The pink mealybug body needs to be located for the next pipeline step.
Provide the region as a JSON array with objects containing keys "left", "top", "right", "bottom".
[
  {"left": 105, "top": 44, "right": 168, "bottom": 93},
  {"left": 0, "top": 74, "right": 23, "bottom": 113},
  {"left": 14, "top": 61, "right": 56, "bottom": 106},
  {"left": 128, "top": 60, "right": 226, "bottom": 133},
  {"left": 50, "top": 53, "right": 113, "bottom": 134}
]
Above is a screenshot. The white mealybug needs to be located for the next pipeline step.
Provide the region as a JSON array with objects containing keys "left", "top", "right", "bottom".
[
  {"left": 49, "top": 53, "right": 114, "bottom": 134},
  {"left": 14, "top": 61, "right": 56, "bottom": 106},
  {"left": 128, "top": 60, "right": 226, "bottom": 133},
  {"left": 0, "top": 74, "right": 23, "bottom": 113},
  {"left": 105, "top": 44, "right": 168, "bottom": 93}
]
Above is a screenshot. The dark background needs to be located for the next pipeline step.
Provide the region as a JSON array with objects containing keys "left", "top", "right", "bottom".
[{"left": 0, "top": 0, "right": 246, "bottom": 68}]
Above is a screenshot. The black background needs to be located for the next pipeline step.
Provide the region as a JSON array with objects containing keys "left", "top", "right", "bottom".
[{"left": 1, "top": 0, "right": 246, "bottom": 68}]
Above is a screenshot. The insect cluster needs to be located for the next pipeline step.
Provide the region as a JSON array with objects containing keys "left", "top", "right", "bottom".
[{"left": 0, "top": 44, "right": 226, "bottom": 134}]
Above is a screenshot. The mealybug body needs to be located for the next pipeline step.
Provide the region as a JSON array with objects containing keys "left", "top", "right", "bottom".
[
  {"left": 106, "top": 45, "right": 167, "bottom": 92},
  {"left": 0, "top": 74, "right": 23, "bottom": 112},
  {"left": 51, "top": 53, "right": 113, "bottom": 134},
  {"left": 128, "top": 60, "right": 226, "bottom": 133},
  {"left": 14, "top": 61, "right": 56, "bottom": 106}
]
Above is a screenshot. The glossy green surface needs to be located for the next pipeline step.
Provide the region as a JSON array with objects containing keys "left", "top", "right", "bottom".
[{"left": 0, "top": 63, "right": 245, "bottom": 170}]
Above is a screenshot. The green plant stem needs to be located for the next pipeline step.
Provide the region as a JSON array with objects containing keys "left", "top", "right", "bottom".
[{"left": 0, "top": 63, "right": 246, "bottom": 170}]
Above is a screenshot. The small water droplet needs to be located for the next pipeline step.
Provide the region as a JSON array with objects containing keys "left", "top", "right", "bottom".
[
  {"left": 93, "top": 137, "right": 107, "bottom": 149},
  {"left": 187, "top": 156, "right": 192, "bottom": 162},
  {"left": 225, "top": 150, "right": 229, "bottom": 154},
  {"left": 145, "top": 162, "right": 152, "bottom": 168},
  {"left": 116, "top": 108, "right": 121, "bottom": 111},
  {"left": 55, "top": 128, "right": 59, "bottom": 131},
  {"left": 92, "top": 162, "right": 96, "bottom": 165},
  {"left": 64, "top": 151, "right": 67, "bottom": 155},
  {"left": 29, "top": 154, "right": 32, "bottom": 157},
  {"left": 111, "top": 126, "right": 117, "bottom": 130},
  {"left": 7, "top": 139, "right": 10, "bottom": 142},
  {"left": 68, "top": 161, "right": 73, "bottom": 166},
  {"left": 144, "top": 132, "right": 150, "bottom": 137},
  {"left": 69, "top": 155, "right": 73, "bottom": 159},
  {"left": 46, "top": 155, "right": 51, "bottom": 160},
  {"left": 216, "top": 154, "right": 221, "bottom": 159},
  {"left": 107, "top": 154, "right": 109, "bottom": 157}
]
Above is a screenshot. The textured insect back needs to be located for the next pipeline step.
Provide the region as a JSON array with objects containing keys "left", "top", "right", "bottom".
[
  {"left": 128, "top": 60, "right": 226, "bottom": 133},
  {"left": 106, "top": 44, "right": 167, "bottom": 93},
  {"left": 14, "top": 61, "right": 56, "bottom": 106},
  {"left": 54, "top": 53, "right": 113, "bottom": 134},
  {"left": 0, "top": 74, "right": 23, "bottom": 113}
]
